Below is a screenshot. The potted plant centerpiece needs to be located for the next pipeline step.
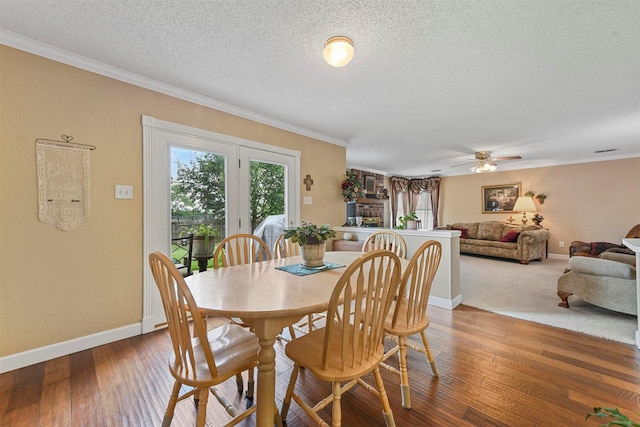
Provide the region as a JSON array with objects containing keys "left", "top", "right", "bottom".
[
  {"left": 284, "top": 221, "right": 336, "bottom": 268},
  {"left": 183, "top": 223, "right": 219, "bottom": 257}
]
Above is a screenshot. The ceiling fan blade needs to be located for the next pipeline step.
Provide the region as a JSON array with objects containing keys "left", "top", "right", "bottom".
[
  {"left": 489, "top": 156, "right": 522, "bottom": 161},
  {"left": 451, "top": 161, "right": 475, "bottom": 168}
]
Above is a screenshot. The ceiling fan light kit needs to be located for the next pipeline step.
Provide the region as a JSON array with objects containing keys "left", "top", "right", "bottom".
[
  {"left": 454, "top": 151, "right": 522, "bottom": 173},
  {"left": 323, "top": 36, "right": 354, "bottom": 67},
  {"left": 470, "top": 161, "right": 497, "bottom": 173}
]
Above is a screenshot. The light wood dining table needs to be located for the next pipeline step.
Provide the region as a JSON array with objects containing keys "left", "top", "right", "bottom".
[{"left": 185, "top": 251, "right": 402, "bottom": 426}]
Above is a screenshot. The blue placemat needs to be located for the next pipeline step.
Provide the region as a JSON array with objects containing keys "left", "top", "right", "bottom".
[{"left": 276, "top": 261, "right": 345, "bottom": 276}]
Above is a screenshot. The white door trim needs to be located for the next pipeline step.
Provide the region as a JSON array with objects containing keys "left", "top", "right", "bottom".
[{"left": 142, "top": 115, "right": 300, "bottom": 332}]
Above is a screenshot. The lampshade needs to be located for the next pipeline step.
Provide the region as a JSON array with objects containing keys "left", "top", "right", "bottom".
[
  {"left": 469, "top": 161, "right": 497, "bottom": 173},
  {"left": 323, "top": 36, "right": 354, "bottom": 67},
  {"left": 513, "top": 196, "right": 537, "bottom": 213}
]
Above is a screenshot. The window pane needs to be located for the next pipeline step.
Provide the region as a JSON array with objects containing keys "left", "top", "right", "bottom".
[
  {"left": 170, "top": 147, "right": 226, "bottom": 239},
  {"left": 249, "top": 160, "right": 285, "bottom": 232}
]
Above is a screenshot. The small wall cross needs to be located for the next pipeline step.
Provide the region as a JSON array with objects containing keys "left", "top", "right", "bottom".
[{"left": 303, "top": 174, "right": 314, "bottom": 191}]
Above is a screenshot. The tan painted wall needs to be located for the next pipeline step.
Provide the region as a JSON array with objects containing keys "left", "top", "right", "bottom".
[
  {"left": 0, "top": 46, "right": 346, "bottom": 356},
  {"left": 439, "top": 158, "right": 640, "bottom": 254},
  {"left": 2, "top": 45, "right": 639, "bottom": 359}
]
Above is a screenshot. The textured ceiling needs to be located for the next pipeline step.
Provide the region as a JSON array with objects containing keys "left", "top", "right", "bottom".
[{"left": 1, "top": 0, "right": 638, "bottom": 176}]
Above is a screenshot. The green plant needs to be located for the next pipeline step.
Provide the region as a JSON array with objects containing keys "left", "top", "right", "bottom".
[
  {"left": 536, "top": 193, "right": 547, "bottom": 204},
  {"left": 586, "top": 407, "right": 640, "bottom": 426},
  {"left": 524, "top": 191, "right": 535, "bottom": 197},
  {"left": 182, "top": 223, "right": 219, "bottom": 247},
  {"left": 395, "top": 212, "right": 418, "bottom": 229},
  {"left": 284, "top": 221, "right": 336, "bottom": 246}
]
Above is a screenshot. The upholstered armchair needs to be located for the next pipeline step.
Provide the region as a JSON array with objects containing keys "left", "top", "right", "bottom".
[
  {"left": 557, "top": 252, "right": 636, "bottom": 315},
  {"left": 569, "top": 224, "right": 640, "bottom": 258}
]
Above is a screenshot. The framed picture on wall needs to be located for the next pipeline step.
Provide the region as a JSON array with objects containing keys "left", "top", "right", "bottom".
[
  {"left": 482, "top": 183, "right": 521, "bottom": 213},
  {"left": 365, "top": 175, "right": 376, "bottom": 194}
]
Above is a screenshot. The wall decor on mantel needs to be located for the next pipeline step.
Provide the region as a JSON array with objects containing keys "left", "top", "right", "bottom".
[{"left": 36, "top": 135, "right": 96, "bottom": 231}]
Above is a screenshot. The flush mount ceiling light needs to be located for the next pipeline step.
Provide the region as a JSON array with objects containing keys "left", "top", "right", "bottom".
[{"left": 323, "top": 36, "right": 354, "bottom": 67}]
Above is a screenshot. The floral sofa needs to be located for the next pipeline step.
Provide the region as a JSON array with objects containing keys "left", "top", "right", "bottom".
[{"left": 438, "top": 221, "right": 551, "bottom": 264}]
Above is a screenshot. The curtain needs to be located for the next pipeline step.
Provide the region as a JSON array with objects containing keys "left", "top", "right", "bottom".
[
  {"left": 390, "top": 176, "right": 441, "bottom": 228},
  {"left": 390, "top": 177, "right": 408, "bottom": 228}
]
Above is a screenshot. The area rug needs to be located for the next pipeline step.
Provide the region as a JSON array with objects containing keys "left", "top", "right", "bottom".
[{"left": 459, "top": 255, "right": 637, "bottom": 345}]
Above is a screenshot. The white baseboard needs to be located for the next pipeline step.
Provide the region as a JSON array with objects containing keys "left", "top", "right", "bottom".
[
  {"left": 429, "top": 294, "right": 462, "bottom": 310},
  {"left": 0, "top": 323, "right": 142, "bottom": 374},
  {"left": 548, "top": 253, "right": 569, "bottom": 260}
]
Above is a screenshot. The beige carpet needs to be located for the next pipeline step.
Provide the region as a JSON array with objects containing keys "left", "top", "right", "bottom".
[{"left": 459, "top": 254, "right": 637, "bottom": 345}]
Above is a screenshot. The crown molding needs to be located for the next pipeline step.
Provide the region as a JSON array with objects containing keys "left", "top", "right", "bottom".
[{"left": 0, "top": 29, "right": 349, "bottom": 148}]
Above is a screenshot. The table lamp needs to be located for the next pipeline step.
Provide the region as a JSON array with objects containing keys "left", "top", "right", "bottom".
[{"left": 513, "top": 196, "right": 537, "bottom": 225}]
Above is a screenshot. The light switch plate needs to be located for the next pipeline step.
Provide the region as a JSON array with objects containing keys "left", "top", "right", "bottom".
[
  {"left": 303, "top": 196, "right": 312, "bottom": 205},
  {"left": 115, "top": 185, "right": 133, "bottom": 199}
]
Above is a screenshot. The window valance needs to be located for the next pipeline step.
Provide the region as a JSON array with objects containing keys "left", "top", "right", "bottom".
[{"left": 389, "top": 176, "right": 440, "bottom": 228}]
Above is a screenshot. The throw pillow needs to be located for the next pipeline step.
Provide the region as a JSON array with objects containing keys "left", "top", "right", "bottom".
[
  {"left": 452, "top": 227, "right": 468, "bottom": 239},
  {"left": 500, "top": 230, "right": 520, "bottom": 242},
  {"left": 452, "top": 222, "right": 479, "bottom": 239},
  {"left": 604, "top": 247, "right": 634, "bottom": 256}
]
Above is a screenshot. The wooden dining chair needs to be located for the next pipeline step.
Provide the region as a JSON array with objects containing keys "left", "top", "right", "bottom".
[
  {"left": 273, "top": 232, "right": 300, "bottom": 259},
  {"left": 281, "top": 250, "right": 402, "bottom": 427},
  {"left": 362, "top": 230, "right": 408, "bottom": 259},
  {"left": 212, "top": 233, "right": 272, "bottom": 399},
  {"left": 380, "top": 240, "right": 442, "bottom": 409},
  {"left": 213, "top": 233, "right": 272, "bottom": 268},
  {"left": 272, "top": 233, "right": 305, "bottom": 340},
  {"left": 148, "top": 251, "right": 259, "bottom": 427}
]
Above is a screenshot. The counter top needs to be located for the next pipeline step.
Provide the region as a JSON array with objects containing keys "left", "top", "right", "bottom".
[{"left": 335, "top": 226, "right": 461, "bottom": 237}]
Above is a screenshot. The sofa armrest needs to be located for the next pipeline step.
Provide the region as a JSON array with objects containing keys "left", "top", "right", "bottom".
[
  {"left": 518, "top": 228, "right": 550, "bottom": 244},
  {"left": 568, "top": 256, "right": 636, "bottom": 280}
]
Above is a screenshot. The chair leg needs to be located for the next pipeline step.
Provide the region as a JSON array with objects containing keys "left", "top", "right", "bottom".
[
  {"left": 235, "top": 373, "right": 244, "bottom": 395},
  {"left": 247, "top": 367, "right": 255, "bottom": 400},
  {"left": 557, "top": 290, "right": 572, "bottom": 308},
  {"left": 281, "top": 363, "right": 301, "bottom": 421},
  {"left": 162, "top": 381, "right": 182, "bottom": 427},
  {"left": 332, "top": 381, "right": 342, "bottom": 427},
  {"left": 397, "top": 336, "right": 411, "bottom": 409},
  {"left": 307, "top": 314, "right": 315, "bottom": 332},
  {"left": 420, "top": 331, "right": 439, "bottom": 378},
  {"left": 195, "top": 387, "right": 209, "bottom": 427},
  {"left": 373, "top": 366, "right": 395, "bottom": 427},
  {"left": 273, "top": 401, "right": 283, "bottom": 427}
]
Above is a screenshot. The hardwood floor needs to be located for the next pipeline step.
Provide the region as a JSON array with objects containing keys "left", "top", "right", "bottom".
[{"left": 1, "top": 305, "right": 639, "bottom": 426}]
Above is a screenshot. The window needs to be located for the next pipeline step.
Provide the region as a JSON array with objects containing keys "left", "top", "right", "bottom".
[
  {"left": 395, "top": 191, "right": 433, "bottom": 230},
  {"left": 414, "top": 191, "right": 433, "bottom": 230}
]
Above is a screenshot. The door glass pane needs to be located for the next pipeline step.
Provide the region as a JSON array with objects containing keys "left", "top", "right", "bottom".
[
  {"left": 171, "top": 147, "right": 226, "bottom": 270},
  {"left": 249, "top": 160, "right": 286, "bottom": 252}
]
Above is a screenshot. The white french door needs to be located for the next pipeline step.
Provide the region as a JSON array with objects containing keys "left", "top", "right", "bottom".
[
  {"left": 239, "top": 146, "right": 298, "bottom": 231},
  {"left": 142, "top": 116, "right": 300, "bottom": 332}
]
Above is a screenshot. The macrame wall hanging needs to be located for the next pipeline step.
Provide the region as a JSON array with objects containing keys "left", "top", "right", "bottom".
[{"left": 36, "top": 135, "right": 96, "bottom": 231}]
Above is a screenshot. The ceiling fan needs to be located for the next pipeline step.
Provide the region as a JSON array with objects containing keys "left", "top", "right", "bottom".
[{"left": 453, "top": 151, "right": 522, "bottom": 173}]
